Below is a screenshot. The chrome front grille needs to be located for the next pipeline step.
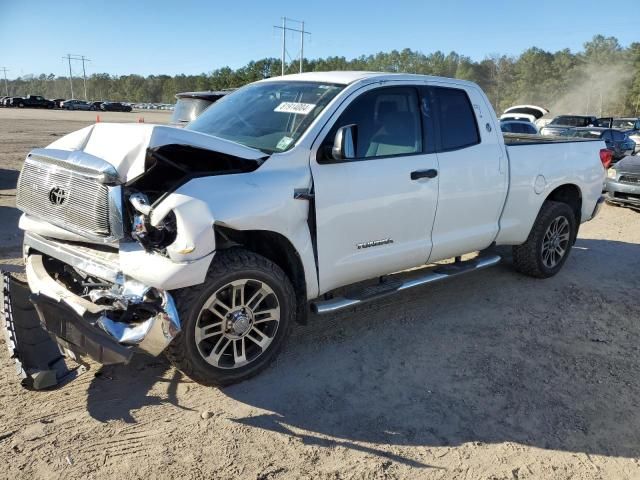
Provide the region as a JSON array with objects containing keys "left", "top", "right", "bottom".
[
  {"left": 16, "top": 152, "right": 123, "bottom": 241},
  {"left": 619, "top": 175, "right": 640, "bottom": 184}
]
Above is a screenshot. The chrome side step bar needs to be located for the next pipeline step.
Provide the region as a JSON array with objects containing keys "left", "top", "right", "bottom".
[{"left": 311, "top": 254, "right": 501, "bottom": 314}]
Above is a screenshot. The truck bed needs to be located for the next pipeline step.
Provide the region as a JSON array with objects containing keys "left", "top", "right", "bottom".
[
  {"left": 503, "top": 133, "right": 600, "bottom": 146},
  {"left": 496, "top": 133, "right": 605, "bottom": 246}
]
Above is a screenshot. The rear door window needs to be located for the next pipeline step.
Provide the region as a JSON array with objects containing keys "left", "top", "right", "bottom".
[{"left": 430, "top": 87, "right": 480, "bottom": 151}]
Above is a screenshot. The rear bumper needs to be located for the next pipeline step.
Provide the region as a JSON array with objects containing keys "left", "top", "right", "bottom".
[{"left": 24, "top": 253, "right": 181, "bottom": 365}]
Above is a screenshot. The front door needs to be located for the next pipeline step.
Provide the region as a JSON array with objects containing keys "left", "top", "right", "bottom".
[{"left": 310, "top": 85, "right": 440, "bottom": 294}]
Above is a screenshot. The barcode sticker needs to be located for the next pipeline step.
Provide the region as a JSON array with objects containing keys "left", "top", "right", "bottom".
[{"left": 274, "top": 102, "right": 316, "bottom": 115}]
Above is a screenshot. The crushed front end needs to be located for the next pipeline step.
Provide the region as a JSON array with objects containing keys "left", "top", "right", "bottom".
[
  {"left": 16, "top": 145, "right": 183, "bottom": 364},
  {"left": 10, "top": 123, "right": 263, "bottom": 368},
  {"left": 14, "top": 145, "right": 187, "bottom": 365}
]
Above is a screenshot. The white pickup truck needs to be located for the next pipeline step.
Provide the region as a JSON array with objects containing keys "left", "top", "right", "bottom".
[{"left": 10, "top": 72, "right": 607, "bottom": 386}]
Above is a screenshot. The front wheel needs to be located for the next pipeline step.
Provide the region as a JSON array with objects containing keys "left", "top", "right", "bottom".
[
  {"left": 165, "top": 249, "right": 295, "bottom": 386},
  {"left": 512, "top": 201, "right": 576, "bottom": 278}
]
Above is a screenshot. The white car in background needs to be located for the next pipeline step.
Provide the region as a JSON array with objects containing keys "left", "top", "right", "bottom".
[{"left": 501, "top": 105, "right": 549, "bottom": 128}]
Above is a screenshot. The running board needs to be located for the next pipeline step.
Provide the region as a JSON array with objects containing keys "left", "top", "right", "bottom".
[{"left": 311, "top": 254, "right": 501, "bottom": 314}]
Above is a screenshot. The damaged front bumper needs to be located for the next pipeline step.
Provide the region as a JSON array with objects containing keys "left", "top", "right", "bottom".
[{"left": 24, "top": 244, "right": 181, "bottom": 365}]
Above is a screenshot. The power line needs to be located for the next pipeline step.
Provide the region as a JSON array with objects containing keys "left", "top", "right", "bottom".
[
  {"left": 0, "top": 67, "right": 8, "bottom": 96},
  {"left": 62, "top": 54, "right": 91, "bottom": 100},
  {"left": 273, "top": 17, "right": 311, "bottom": 75}
]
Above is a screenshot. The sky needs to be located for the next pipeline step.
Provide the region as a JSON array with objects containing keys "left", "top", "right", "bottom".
[{"left": 0, "top": 0, "right": 638, "bottom": 79}]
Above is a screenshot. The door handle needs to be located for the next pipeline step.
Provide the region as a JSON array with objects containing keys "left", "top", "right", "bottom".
[{"left": 410, "top": 169, "right": 438, "bottom": 180}]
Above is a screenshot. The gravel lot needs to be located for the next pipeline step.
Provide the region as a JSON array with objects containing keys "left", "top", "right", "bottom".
[{"left": 1, "top": 108, "right": 639, "bottom": 480}]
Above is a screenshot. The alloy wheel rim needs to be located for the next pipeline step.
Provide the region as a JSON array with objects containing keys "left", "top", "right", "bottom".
[
  {"left": 195, "top": 279, "right": 280, "bottom": 369},
  {"left": 541, "top": 216, "right": 570, "bottom": 268}
]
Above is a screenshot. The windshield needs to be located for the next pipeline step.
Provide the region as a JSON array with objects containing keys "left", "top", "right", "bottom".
[
  {"left": 549, "top": 116, "right": 591, "bottom": 127},
  {"left": 611, "top": 119, "right": 636, "bottom": 130},
  {"left": 186, "top": 81, "right": 344, "bottom": 153}
]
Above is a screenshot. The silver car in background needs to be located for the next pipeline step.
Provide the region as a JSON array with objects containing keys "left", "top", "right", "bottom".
[{"left": 62, "top": 99, "right": 91, "bottom": 111}]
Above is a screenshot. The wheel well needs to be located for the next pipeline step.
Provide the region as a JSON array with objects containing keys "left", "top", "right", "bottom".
[
  {"left": 214, "top": 225, "right": 308, "bottom": 324},
  {"left": 546, "top": 184, "right": 582, "bottom": 226}
]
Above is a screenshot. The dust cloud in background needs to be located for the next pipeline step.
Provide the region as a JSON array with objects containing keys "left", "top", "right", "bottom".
[{"left": 548, "top": 63, "right": 634, "bottom": 117}]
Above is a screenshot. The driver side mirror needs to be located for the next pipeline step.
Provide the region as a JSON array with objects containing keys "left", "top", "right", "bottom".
[{"left": 331, "top": 124, "right": 357, "bottom": 161}]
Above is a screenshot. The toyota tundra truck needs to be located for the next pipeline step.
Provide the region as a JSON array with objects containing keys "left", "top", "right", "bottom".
[{"left": 6, "top": 72, "right": 607, "bottom": 386}]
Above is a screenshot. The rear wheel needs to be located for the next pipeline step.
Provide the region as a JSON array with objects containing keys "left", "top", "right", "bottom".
[
  {"left": 512, "top": 201, "right": 576, "bottom": 278},
  {"left": 165, "top": 249, "right": 295, "bottom": 386}
]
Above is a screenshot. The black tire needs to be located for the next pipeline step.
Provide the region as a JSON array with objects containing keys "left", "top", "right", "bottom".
[
  {"left": 512, "top": 200, "right": 576, "bottom": 278},
  {"left": 18, "top": 102, "right": 24, "bottom": 108},
  {"left": 165, "top": 249, "right": 296, "bottom": 386}
]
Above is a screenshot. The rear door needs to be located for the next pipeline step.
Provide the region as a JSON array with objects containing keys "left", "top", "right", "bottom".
[
  {"left": 425, "top": 84, "right": 508, "bottom": 261},
  {"left": 310, "top": 85, "right": 440, "bottom": 293}
]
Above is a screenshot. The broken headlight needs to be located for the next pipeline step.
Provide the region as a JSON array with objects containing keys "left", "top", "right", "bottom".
[{"left": 128, "top": 192, "right": 177, "bottom": 252}]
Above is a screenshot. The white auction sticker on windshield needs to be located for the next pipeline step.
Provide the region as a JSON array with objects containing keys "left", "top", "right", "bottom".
[{"left": 274, "top": 102, "right": 316, "bottom": 115}]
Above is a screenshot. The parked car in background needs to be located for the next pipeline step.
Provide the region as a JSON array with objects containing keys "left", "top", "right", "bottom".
[
  {"left": 63, "top": 99, "right": 91, "bottom": 110},
  {"left": 606, "top": 155, "right": 640, "bottom": 208},
  {"left": 500, "top": 105, "right": 549, "bottom": 126},
  {"left": 500, "top": 120, "right": 538, "bottom": 134},
  {"left": 14, "top": 95, "right": 54, "bottom": 109},
  {"left": 100, "top": 101, "right": 132, "bottom": 112},
  {"left": 50, "top": 98, "right": 66, "bottom": 108},
  {"left": 88, "top": 101, "right": 103, "bottom": 111},
  {"left": 562, "top": 127, "right": 635, "bottom": 162},
  {"left": 5, "top": 96, "right": 24, "bottom": 107},
  {"left": 596, "top": 117, "right": 640, "bottom": 154},
  {"left": 541, "top": 115, "right": 597, "bottom": 136},
  {"left": 170, "top": 90, "right": 233, "bottom": 126}
]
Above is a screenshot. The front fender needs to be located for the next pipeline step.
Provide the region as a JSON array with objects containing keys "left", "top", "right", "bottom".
[
  {"left": 150, "top": 194, "right": 216, "bottom": 263},
  {"left": 165, "top": 168, "right": 319, "bottom": 299}
]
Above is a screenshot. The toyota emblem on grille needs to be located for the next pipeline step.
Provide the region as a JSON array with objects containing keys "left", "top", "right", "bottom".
[{"left": 48, "top": 187, "right": 68, "bottom": 206}]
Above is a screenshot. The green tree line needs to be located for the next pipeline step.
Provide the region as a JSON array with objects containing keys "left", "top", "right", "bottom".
[{"left": 4, "top": 35, "right": 640, "bottom": 116}]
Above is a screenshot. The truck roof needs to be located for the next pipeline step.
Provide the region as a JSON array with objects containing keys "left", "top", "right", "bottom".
[{"left": 262, "top": 71, "right": 479, "bottom": 88}]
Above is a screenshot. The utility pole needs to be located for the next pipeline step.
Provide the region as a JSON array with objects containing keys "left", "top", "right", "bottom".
[
  {"left": 62, "top": 54, "right": 90, "bottom": 99},
  {"left": 63, "top": 54, "right": 74, "bottom": 99},
  {"left": 300, "top": 21, "right": 305, "bottom": 73},
  {"left": 281, "top": 17, "right": 286, "bottom": 75},
  {"left": 274, "top": 17, "right": 311, "bottom": 75},
  {"left": 80, "top": 55, "right": 90, "bottom": 100},
  {"left": 0, "top": 67, "right": 8, "bottom": 96}
]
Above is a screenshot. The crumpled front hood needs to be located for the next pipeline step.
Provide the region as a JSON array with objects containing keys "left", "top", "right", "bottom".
[
  {"left": 45, "top": 123, "right": 265, "bottom": 182},
  {"left": 615, "top": 155, "right": 640, "bottom": 174}
]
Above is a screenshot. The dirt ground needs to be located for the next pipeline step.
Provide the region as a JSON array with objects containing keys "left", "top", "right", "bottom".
[{"left": 1, "top": 108, "right": 640, "bottom": 480}]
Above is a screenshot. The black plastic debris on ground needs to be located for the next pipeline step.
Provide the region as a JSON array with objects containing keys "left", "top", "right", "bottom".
[{"left": 2, "top": 271, "right": 85, "bottom": 390}]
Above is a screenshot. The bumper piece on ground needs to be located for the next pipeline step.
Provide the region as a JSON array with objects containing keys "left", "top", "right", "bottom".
[
  {"left": 2, "top": 272, "right": 85, "bottom": 389},
  {"left": 31, "top": 293, "right": 133, "bottom": 365}
]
